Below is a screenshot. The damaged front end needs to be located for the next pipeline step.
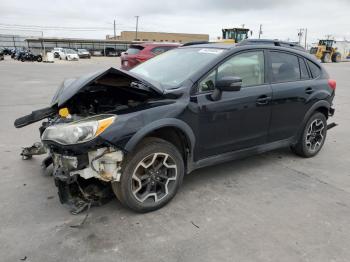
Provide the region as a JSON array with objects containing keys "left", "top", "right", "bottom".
[
  {"left": 14, "top": 67, "right": 164, "bottom": 213},
  {"left": 51, "top": 146, "right": 124, "bottom": 214}
]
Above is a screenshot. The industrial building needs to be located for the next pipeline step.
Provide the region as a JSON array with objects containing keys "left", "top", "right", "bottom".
[{"left": 107, "top": 31, "right": 209, "bottom": 43}]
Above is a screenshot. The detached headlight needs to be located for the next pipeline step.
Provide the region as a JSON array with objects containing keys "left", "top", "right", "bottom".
[{"left": 42, "top": 115, "right": 116, "bottom": 145}]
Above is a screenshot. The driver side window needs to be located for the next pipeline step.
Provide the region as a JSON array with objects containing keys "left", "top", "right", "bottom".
[{"left": 198, "top": 51, "right": 265, "bottom": 93}]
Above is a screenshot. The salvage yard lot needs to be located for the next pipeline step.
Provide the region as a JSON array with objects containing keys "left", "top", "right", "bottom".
[{"left": 0, "top": 56, "right": 350, "bottom": 262}]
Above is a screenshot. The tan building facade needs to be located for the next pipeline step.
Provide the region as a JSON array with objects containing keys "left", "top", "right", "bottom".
[{"left": 107, "top": 31, "right": 209, "bottom": 43}]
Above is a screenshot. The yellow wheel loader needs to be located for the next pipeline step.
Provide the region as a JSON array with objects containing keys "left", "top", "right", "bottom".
[
  {"left": 310, "top": 40, "right": 344, "bottom": 63},
  {"left": 222, "top": 28, "right": 250, "bottom": 43}
]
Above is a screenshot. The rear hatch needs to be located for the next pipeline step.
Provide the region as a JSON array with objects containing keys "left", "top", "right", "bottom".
[{"left": 121, "top": 45, "right": 145, "bottom": 70}]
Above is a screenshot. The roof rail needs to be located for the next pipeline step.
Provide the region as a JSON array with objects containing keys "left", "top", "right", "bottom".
[
  {"left": 182, "top": 41, "right": 209, "bottom": 47},
  {"left": 237, "top": 39, "right": 306, "bottom": 51}
]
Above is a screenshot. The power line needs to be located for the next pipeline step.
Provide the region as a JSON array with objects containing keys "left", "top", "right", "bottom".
[{"left": 0, "top": 23, "right": 112, "bottom": 30}]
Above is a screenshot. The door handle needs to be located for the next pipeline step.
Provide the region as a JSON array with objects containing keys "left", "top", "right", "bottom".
[
  {"left": 256, "top": 95, "right": 271, "bottom": 105},
  {"left": 305, "top": 87, "right": 314, "bottom": 94}
]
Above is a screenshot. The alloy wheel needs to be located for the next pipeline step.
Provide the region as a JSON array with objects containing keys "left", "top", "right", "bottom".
[
  {"left": 131, "top": 153, "right": 177, "bottom": 203},
  {"left": 305, "top": 119, "right": 325, "bottom": 152}
]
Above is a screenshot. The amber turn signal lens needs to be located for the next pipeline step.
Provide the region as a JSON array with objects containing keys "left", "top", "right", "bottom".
[{"left": 96, "top": 117, "right": 115, "bottom": 136}]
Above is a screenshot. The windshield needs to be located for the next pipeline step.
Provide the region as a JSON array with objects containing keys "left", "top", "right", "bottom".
[
  {"left": 130, "top": 47, "right": 226, "bottom": 88},
  {"left": 78, "top": 49, "right": 88, "bottom": 52},
  {"left": 319, "top": 40, "right": 334, "bottom": 47},
  {"left": 66, "top": 49, "right": 77, "bottom": 54}
]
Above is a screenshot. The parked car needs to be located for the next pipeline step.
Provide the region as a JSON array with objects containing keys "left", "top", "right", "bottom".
[
  {"left": 59, "top": 49, "right": 79, "bottom": 61},
  {"left": 15, "top": 40, "right": 336, "bottom": 214},
  {"left": 90, "top": 50, "right": 103, "bottom": 56},
  {"left": 0, "top": 49, "right": 4, "bottom": 60},
  {"left": 76, "top": 49, "right": 91, "bottom": 59},
  {"left": 2, "top": 47, "right": 12, "bottom": 55},
  {"left": 52, "top": 48, "right": 64, "bottom": 58},
  {"left": 121, "top": 43, "right": 180, "bottom": 70},
  {"left": 102, "top": 47, "right": 121, "bottom": 57}
]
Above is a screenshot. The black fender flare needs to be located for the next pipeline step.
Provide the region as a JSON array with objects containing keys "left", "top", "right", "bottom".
[
  {"left": 124, "top": 118, "right": 196, "bottom": 155},
  {"left": 294, "top": 100, "right": 331, "bottom": 143}
]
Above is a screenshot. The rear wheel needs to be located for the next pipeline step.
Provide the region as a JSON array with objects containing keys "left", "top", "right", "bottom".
[
  {"left": 112, "top": 137, "right": 184, "bottom": 212},
  {"left": 291, "top": 112, "right": 327, "bottom": 158},
  {"left": 321, "top": 53, "right": 331, "bottom": 63}
]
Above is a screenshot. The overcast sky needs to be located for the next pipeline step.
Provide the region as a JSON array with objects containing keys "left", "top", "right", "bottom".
[{"left": 0, "top": 0, "right": 349, "bottom": 44}]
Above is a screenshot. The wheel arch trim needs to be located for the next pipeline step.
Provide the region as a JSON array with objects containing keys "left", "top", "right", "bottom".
[
  {"left": 294, "top": 100, "right": 331, "bottom": 142},
  {"left": 124, "top": 118, "right": 196, "bottom": 155}
]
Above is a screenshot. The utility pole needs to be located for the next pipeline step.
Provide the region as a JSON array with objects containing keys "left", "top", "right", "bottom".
[
  {"left": 298, "top": 28, "right": 303, "bottom": 45},
  {"left": 258, "top": 24, "right": 263, "bottom": 39},
  {"left": 135, "top": 16, "right": 139, "bottom": 41},
  {"left": 304, "top": 28, "right": 307, "bottom": 49},
  {"left": 42, "top": 31, "right": 46, "bottom": 61},
  {"left": 113, "top": 19, "right": 117, "bottom": 54},
  {"left": 113, "top": 19, "right": 116, "bottom": 39}
]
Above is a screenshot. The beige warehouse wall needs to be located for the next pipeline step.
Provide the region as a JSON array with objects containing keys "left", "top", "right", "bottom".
[{"left": 107, "top": 31, "right": 209, "bottom": 43}]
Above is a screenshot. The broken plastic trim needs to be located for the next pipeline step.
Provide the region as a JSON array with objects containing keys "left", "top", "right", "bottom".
[
  {"left": 20, "top": 142, "right": 47, "bottom": 160},
  {"left": 14, "top": 107, "right": 56, "bottom": 128},
  {"left": 327, "top": 122, "right": 337, "bottom": 130},
  {"left": 56, "top": 177, "right": 113, "bottom": 214}
]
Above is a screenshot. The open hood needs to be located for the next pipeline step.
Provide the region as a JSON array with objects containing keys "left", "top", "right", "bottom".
[
  {"left": 14, "top": 67, "right": 164, "bottom": 128},
  {"left": 52, "top": 67, "right": 164, "bottom": 107}
]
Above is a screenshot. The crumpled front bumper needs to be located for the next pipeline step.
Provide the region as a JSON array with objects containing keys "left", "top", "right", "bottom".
[
  {"left": 47, "top": 146, "right": 124, "bottom": 214},
  {"left": 51, "top": 147, "right": 124, "bottom": 184}
]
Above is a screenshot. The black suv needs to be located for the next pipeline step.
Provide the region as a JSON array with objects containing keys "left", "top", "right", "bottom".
[{"left": 15, "top": 40, "right": 336, "bottom": 213}]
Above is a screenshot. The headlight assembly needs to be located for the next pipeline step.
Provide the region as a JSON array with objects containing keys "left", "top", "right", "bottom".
[{"left": 42, "top": 115, "right": 116, "bottom": 145}]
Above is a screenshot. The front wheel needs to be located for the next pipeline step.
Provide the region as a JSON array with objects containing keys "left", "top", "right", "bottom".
[
  {"left": 291, "top": 112, "right": 327, "bottom": 158},
  {"left": 321, "top": 53, "right": 331, "bottom": 63},
  {"left": 332, "top": 53, "right": 341, "bottom": 63},
  {"left": 112, "top": 137, "right": 184, "bottom": 212}
]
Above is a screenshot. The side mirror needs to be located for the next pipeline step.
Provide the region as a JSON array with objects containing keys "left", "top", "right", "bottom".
[
  {"left": 211, "top": 76, "right": 242, "bottom": 101},
  {"left": 216, "top": 76, "right": 242, "bottom": 92}
]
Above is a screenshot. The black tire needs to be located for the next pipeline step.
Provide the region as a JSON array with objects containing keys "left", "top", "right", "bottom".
[
  {"left": 112, "top": 137, "right": 184, "bottom": 212},
  {"left": 321, "top": 53, "right": 331, "bottom": 63},
  {"left": 331, "top": 52, "right": 341, "bottom": 63},
  {"left": 291, "top": 112, "right": 327, "bottom": 158},
  {"left": 37, "top": 56, "right": 42, "bottom": 62}
]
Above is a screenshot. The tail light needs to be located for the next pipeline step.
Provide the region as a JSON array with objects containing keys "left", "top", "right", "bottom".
[
  {"left": 135, "top": 56, "right": 148, "bottom": 63},
  {"left": 328, "top": 79, "right": 336, "bottom": 90}
]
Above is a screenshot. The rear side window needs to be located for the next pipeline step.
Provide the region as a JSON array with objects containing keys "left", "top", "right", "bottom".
[
  {"left": 306, "top": 60, "right": 321, "bottom": 78},
  {"left": 270, "top": 51, "right": 300, "bottom": 83},
  {"left": 299, "top": 58, "right": 310, "bottom": 80},
  {"left": 126, "top": 46, "right": 144, "bottom": 55},
  {"left": 151, "top": 46, "right": 176, "bottom": 55}
]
